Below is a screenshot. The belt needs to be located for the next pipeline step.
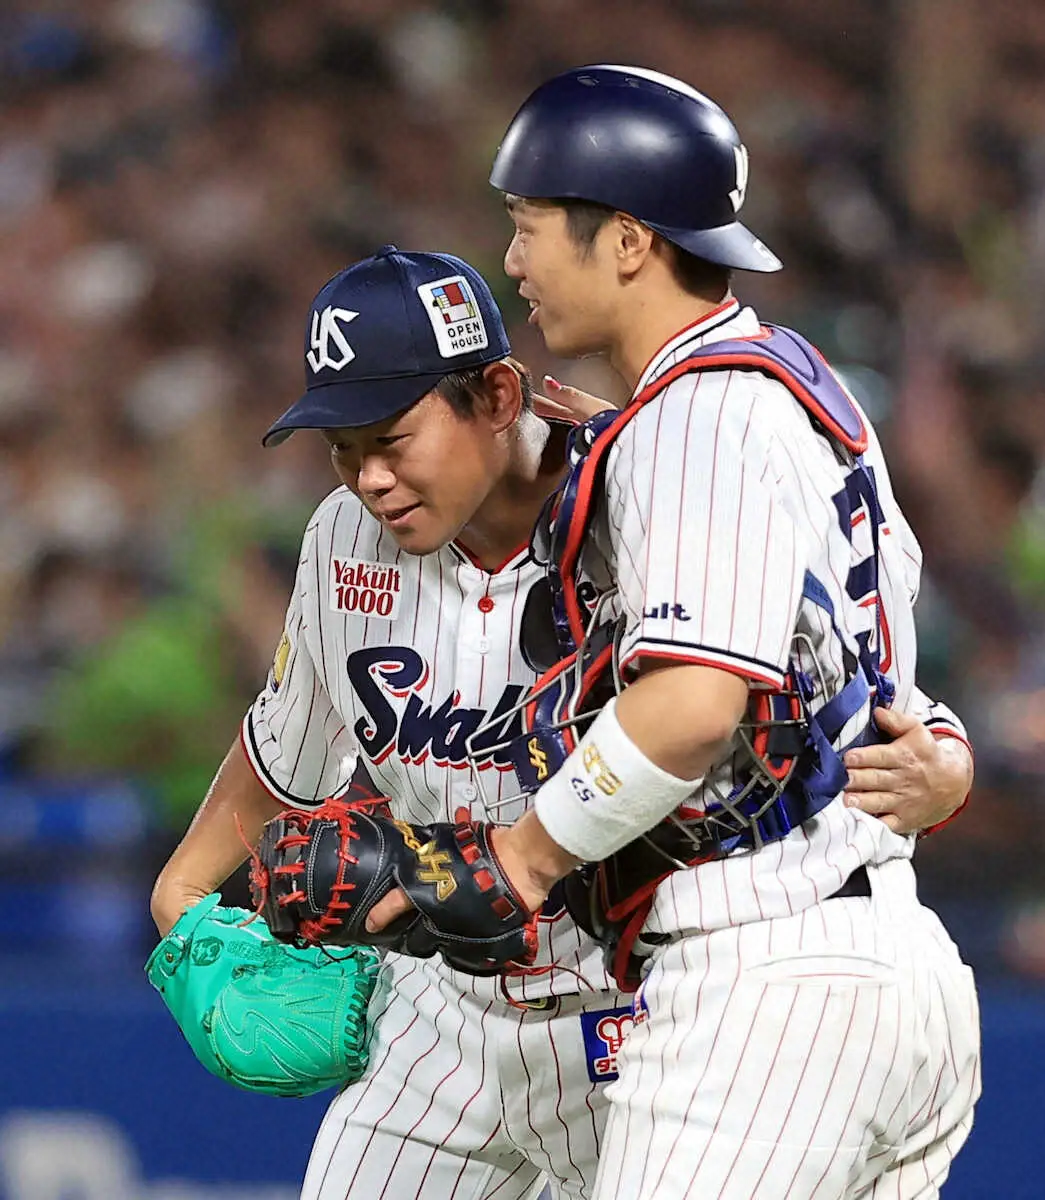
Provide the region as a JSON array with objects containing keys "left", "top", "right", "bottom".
[{"left": 826, "top": 864, "right": 871, "bottom": 901}]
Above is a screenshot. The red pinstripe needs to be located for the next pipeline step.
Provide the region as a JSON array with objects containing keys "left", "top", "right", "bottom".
[
  {"left": 646, "top": 937, "right": 739, "bottom": 1196},
  {"left": 641, "top": 393, "right": 667, "bottom": 640},
  {"left": 376, "top": 991, "right": 470, "bottom": 1200},
  {"left": 727, "top": 393, "right": 756, "bottom": 648},
  {"left": 545, "top": 1007, "right": 584, "bottom": 1189},
  {"left": 698, "top": 378, "right": 727, "bottom": 644},
  {"left": 514, "top": 1008, "right": 552, "bottom": 1173},
  {"left": 716, "top": 983, "right": 798, "bottom": 1194},
  {"left": 481, "top": 1157, "right": 537, "bottom": 1198},
  {"left": 342, "top": 990, "right": 450, "bottom": 1196},
  {"left": 752, "top": 437, "right": 773, "bottom": 663},
  {"left": 413, "top": 997, "right": 496, "bottom": 1195},
  {"left": 310, "top": 969, "right": 428, "bottom": 1198},
  {"left": 669, "top": 371, "right": 701, "bottom": 643},
  {"left": 779, "top": 984, "right": 861, "bottom": 1196},
  {"left": 446, "top": 1125, "right": 502, "bottom": 1200}
]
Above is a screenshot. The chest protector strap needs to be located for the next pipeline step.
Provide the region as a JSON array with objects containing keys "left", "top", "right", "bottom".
[
  {"left": 542, "top": 325, "right": 869, "bottom": 651},
  {"left": 521, "top": 326, "right": 897, "bottom": 989}
]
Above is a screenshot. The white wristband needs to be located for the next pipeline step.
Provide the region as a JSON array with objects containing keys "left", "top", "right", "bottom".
[{"left": 533, "top": 697, "right": 702, "bottom": 863}]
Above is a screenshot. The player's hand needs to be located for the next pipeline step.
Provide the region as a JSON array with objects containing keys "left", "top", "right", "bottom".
[
  {"left": 533, "top": 376, "right": 616, "bottom": 424},
  {"left": 364, "top": 886, "right": 414, "bottom": 934},
  {"left": 150, "top": 880, "right": 214, "bottom": 938},
  {"left": 364, "top": 825, "right": 551, "bottom": 934},
  {"left": 843, "top": 707, "right": 973, "bottom": 835}
]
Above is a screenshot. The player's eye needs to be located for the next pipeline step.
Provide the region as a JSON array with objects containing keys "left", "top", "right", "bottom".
[{"left": 376, "top": 435, "right": 404, "bottom": 447}]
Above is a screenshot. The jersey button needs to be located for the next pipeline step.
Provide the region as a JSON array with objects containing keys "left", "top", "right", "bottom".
[
  {"left": 476, "top": 636, "right": 490, "bottom": 654},
  {"left": 478, "top": 595, "right": 494, "bottom": 613}
]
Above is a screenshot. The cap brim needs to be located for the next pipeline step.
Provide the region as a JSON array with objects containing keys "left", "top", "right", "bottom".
[
  {"left": 646, "top": 219, "right": 782, "bottom": 273},
  {"left": 263, "top": 372, "right": 452, "bottom": 447}
]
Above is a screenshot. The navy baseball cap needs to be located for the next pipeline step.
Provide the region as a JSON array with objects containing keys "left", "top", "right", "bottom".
[{"left": 263, "top": 245, "right": 511, "bottom": 446}]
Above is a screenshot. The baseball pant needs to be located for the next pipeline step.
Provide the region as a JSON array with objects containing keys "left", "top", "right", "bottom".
[
  {"left": 592, "top": 858, "right": 981, "bottom": 1199},
  {"left": 302, "top": 954, "right": 626, "bottom": 1200}
]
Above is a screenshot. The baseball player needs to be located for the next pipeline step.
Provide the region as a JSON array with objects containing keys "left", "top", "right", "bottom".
[
  {"left": 151, "top": 243, "right": 973, "bottom": 1198},
  {"left": 366, "top": 68, "right": 982, "bottom": 1198}
]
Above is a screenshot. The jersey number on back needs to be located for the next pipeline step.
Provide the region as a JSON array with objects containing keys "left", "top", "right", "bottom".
[{"left": 831, "top": 465, "right": 892, "bottom": 673}]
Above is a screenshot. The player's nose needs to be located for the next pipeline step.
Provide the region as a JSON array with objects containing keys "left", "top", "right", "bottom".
[
  {"left": 503, "top": 233, "right": 524, "bottom": 279},
  {"left": 357, "top": 453, "right": 396, "bottom": 496}
]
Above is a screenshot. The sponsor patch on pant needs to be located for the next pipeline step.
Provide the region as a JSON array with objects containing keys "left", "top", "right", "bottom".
[{"left": 579, "top": 1005, "right": 635, "bottom": 1083}]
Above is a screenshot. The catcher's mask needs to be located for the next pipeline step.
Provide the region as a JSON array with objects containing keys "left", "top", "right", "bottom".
[
  {"left": 464, "top": 326, "right": 897, "bottom": 863},
  {"left": 463, "top": 574, "right": 861, "bottom": 865}
]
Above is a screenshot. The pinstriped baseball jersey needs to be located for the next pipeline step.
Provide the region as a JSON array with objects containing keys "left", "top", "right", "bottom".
[
  {"left": 570, "top": 301, "right": 978, "bottom": 1199},
  {"left": 244, "top": 485, "right": 629, "bottom": 1200},
  {"left": 582, "top": 299, "right": 967, "bottom": 937},
  {"left": 243, "top": 485, "right": 611, "bottom": 1003}
]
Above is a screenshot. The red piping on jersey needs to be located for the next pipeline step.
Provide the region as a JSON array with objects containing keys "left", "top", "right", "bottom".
[
  {"left": 633, "top": 297, "right": 740, "bottom": 387},
  {"left": 557, "top": 333, "right": 870, "bottom": 647},
  {"left": 451, "top": 538, "right": 529, "bottom": 574},
  {"left": 618, "top": 645, "right": 783, "bottom": 690}
]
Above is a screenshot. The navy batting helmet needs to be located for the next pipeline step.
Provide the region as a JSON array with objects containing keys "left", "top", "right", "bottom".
[{"left": 490, "top": 65, "right": 781, "bottom": 273}]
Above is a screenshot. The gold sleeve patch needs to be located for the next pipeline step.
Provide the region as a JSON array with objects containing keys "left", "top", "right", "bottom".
[{"left": 270, "top": 631, "right": 291, "bottom": 692}]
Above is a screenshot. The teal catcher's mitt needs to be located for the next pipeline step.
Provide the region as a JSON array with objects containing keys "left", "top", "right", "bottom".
[{"left": 145, "top": 894, "right": 380, "bottom": 1097}]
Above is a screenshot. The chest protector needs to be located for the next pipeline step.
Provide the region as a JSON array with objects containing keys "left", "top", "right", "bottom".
[{"left": 472, "top": 325, "right": 895, "bottom": 990}]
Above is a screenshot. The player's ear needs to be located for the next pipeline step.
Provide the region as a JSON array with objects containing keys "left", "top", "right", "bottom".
[
  {"left": 615, "top": 214, "right": 656, "bottom": 279},
  {"left": 477, "top": 360, "right": 524, "bottom": 434}
]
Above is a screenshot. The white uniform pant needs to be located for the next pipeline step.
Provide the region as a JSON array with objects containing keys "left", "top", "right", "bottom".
[
  {"left": 592, "top": 858, "right": 981, "bottom": 1199},
  {"left": 302, "top": 954, "right": 626, "bottom": 1200}
]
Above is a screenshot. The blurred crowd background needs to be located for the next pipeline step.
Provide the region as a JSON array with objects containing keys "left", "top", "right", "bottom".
[{"left": 2, "top": 0, "right": 1045, "bottom": 988}]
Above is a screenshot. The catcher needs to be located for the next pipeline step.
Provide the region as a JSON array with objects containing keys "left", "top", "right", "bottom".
[{"left": 153, "top": 247, "right": 972, "bottom": 1198}]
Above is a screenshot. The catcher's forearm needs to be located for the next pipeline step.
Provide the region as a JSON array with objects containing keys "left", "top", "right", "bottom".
[{"left": 151, "top": 738, "right": 283, "bottom": 935}]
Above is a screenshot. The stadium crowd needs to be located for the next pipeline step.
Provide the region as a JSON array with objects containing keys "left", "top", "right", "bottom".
[{"left": 2, "top": 0, "right": 1044, "bottom": 979}]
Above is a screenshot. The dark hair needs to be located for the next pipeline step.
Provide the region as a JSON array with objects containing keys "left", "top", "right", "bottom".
[
  {"left": 559, "top": 197, "right": 617, "bottom": 254},
  {"left": 671, "top": 248, "right": 732, "bottom": 300},
  {"left": 435, "top": 357, "right": 534, "bottom": 418},
  {"left": 557, "top": 197, "right": 731, "bottom": 300}
]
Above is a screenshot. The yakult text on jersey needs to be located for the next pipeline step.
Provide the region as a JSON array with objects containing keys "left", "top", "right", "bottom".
[{"left": 331, "top": 557, "right": 403, "bottom": 618}]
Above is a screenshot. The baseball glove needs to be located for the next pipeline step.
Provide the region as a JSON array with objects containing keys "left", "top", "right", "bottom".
[
  {"left": 146, "top": 893, "right": 380, "bottom": 1097},
  {"left": 251, "top": 802, "right": 538, "bottom": 976}
]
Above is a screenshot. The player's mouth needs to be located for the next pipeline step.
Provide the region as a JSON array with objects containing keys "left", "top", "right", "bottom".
[
  {"left": 519, "top": 288, "right": 541, "bottom": 326},
  {"left": 375, "top": 503, "right": 420, "bottom": 530}
]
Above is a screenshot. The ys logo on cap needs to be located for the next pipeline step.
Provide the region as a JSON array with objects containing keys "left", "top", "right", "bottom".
[
  {"left": 417, "top": 275, "right": 488, "bottom": 359},
  {"left": 307, "top": 306, "right": 359, "bottom": 372}
]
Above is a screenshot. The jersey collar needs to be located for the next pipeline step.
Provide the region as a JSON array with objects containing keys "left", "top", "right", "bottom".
[
  {"left": 634, "top": 298, "right": 761, "bottom": 395},
  {"left": 447, "top": 539, "right": 531, "bottom": 574}
]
